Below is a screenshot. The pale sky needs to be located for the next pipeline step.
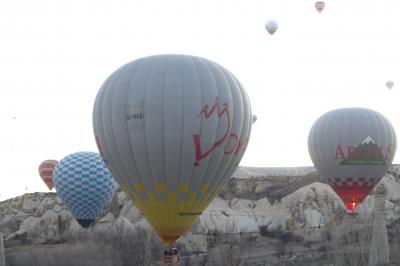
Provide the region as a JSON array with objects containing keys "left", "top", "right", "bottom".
[{"left": 1, "top": 0, "right": 399, "bottom": 200}]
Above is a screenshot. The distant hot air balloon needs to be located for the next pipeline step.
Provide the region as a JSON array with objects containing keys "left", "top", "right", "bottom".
[
  {"left": 315, "top": 1, "right": 325, "bottom": 13},
  {"left": 93, "top": 54, "right": 253, "bottom": 249},
  {"left": 265, "top": 20, "right": 278, "bottom": 35},
  {"left": 308, "top": 108, "right": 397, "bottom": 213},
  {"left": 252, "top": 115, "right": 258, "bottom": 124},
  {"left": 53, "top": 152, "right": 118, "bottom": 228},
  {"left": 38, "top": 159, "right": 58, "bottom": 190},
  {"left": 386, "top": 80, "right": 394, "bottom": 90}
]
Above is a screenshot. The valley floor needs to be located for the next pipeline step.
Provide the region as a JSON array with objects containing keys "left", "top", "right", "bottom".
[{"left": 5, "top": 236, "right": 397, "bottom": 266}]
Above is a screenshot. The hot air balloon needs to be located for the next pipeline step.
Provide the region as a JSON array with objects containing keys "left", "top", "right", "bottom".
[
  {"left": 308, "top": 108, "right": 397, "bottom": 213},
  {"left": 93, "top": 54, "right": 253, "bottom": 252},
  {"left": 38, "top": 159, "right": 58, "bottom": 190},
  {"left": 386, "top": 80, "right": 394, "bottom": 90},
  {"left": 315, "top": 1, "right": 325, "bottom": 13},
  {"left": 252, "top": 115, "right": 258, "bottom": 124},
  {"left": 265, "top": 20, "right": 278, "bottom": 35},
  {"left": 53, "top": 152, "right": 118, "bottom": 228}
]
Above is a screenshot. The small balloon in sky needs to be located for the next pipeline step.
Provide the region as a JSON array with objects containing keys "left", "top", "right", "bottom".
[
  {"left": 315, "top": 1, "right": 325, "bottom": 13},
  {"left": 265, "top": 20, "right": 278, "bottom": 35},
  {"left": 252, "top": 115, "right": 258, "bottom": 124},
  {"left": 386, "top": 80, "right": 394, "bottom": 90},
  {"left": 308, "top": 108, "right": 397, "bottom": 213},
  {"left": 38, "top": 159, "right": 58, "bottom": 190}
]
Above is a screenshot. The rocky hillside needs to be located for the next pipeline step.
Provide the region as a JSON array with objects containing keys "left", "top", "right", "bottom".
[
  {"left": 1, "top": 165, "right": 400, "bottom": 251},
  {"left": 0, "top": 166, "right": 400, "bottom": 266}
]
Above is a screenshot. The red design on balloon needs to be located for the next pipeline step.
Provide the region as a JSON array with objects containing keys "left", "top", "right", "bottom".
[{"left": 193, "top": 98, "right": 231, "bottom": 166}]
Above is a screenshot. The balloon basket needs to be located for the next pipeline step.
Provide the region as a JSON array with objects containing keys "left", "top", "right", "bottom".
[
  {"left": 163, "top": 246, "right": 179, "bottom": 265},
  {"left": 344, "top": 201, "right": 359, "bottom": 215},
  {"left": 345, "top": 209, "right": 359, "bottom": 216}
]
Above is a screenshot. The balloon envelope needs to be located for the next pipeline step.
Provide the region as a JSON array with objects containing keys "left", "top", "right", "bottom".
[
  {"left": 38, "top": 159, "right": 58, "bottom": 190},
  {"left": 315, "top": 1, "right": 325, "bottom": 13},
  {"left": 308, "top": 108, "right": 397, "bottom": 212},
  {"left": 386, "top": 80, "right": 394, "bottom": 89},
  {"left": 53, "top": 152, "right": 117, "bottom": 227},
  {"left": 93, "top": 54, "right": 253, "bottom": 245},
  {"left": 265, "top": 20, "right": 278, "bottom": 35}
]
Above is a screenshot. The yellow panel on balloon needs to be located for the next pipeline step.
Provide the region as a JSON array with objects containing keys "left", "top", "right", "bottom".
[{"left": 125, "top": 182, "right": 221, "bottom": 246}]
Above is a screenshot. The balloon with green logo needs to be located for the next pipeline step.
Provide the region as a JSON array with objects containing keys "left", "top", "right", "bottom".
[{"left": 308, "top": 108, "right": 397, "bottom": 212}]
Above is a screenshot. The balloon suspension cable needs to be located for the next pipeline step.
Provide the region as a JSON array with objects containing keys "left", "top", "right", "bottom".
[{"left": 163, "top": 245, "right": 180, "bottom": 265}]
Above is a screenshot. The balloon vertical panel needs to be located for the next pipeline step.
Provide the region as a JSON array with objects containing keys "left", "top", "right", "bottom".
[
  {"left": 93, "top": 54, "right": 253, "bottom": 245},
  {"left": 127, "top": 58, "right": 157, "bottom": 195},
  {"left": 163, "top": 55, "right": 184, "bottom": 193},
  {"left": 162, "top": 56, "right": 185, "bottom": 233},
  {"left": 93, "top": 72, "right": 127, "bottom": 187}
]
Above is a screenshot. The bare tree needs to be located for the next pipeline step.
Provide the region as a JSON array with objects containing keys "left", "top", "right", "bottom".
[
  {"left": 211, "top": 233, "right": 249, "bottom": 266},
  {"left": 323, "top": 213, "right": 372, "bottom": 266},
  {"left": 272, "top": 240, "right": 285, "bottom": 263},
  {"left": 114, "top": 226, "right": 162, "bottom": 266},
  {"left": 369, "top": 186, "right": 389, "bottom": 266},
  {"left": 197, "top": 253, "right": 209, "bottom": 266},
  {"left": 0, "top": 233, "right": 5, "bottom": 266}
]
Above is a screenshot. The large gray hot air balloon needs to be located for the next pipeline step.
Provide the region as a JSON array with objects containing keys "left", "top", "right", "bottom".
[
  {"left": 308, "top": 108, "right": 397, "bottom": 212},
  {"left": 93, "top": 54, "right": 253, "bottom": 247}
]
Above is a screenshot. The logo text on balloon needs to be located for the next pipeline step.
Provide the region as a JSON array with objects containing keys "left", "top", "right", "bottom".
[{"left": 335, "top": 136, "right": 394, "bottom": 165}]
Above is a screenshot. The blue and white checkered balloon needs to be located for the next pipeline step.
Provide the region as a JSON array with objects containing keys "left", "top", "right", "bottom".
[{"left": 53, "top": 152, "right": 117, "bottom": 222}]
